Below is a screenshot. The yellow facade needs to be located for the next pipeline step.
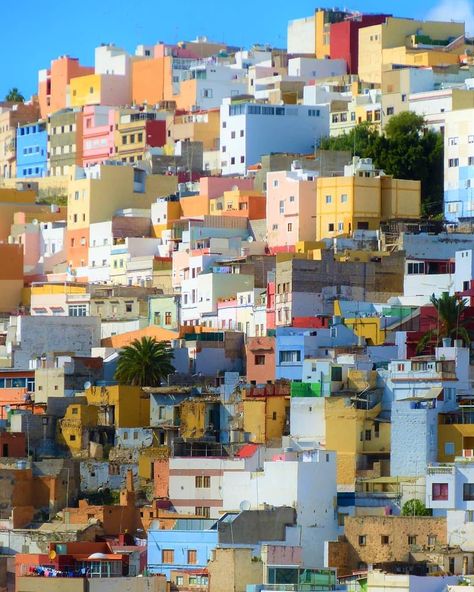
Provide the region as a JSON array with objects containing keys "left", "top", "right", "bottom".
[
  {"left": 138, "top": 446, "right": 169, "bottom": 481},
  {"left": 70, "top": 74, "right": 103, "bottom": 107},
  {"left": 67, "top": 165, "right": 178, "bottom": 231},
  {"left": 438, "top": 423, "right": 474, "bottom": 463},
  {"left": 358, "top": 18, "right": 465, "bottom": 84},
  {"left": 170, "top": 109, "right": 220, "bottom": 151},
  {"left": 57, "top": 403, "right": 98, "bottom": 454},
  {"left": 179, "top": 400, "right": 207, "bottom": 440},
  {"left": 316, "top": 174, "right": 420, "bottom": 241},
  {"left": 85, "top": 384, "right": 150, "bottom": 428},
  {"left": 325, "top": 398, "right": 390, "bottom": 485},
  {"left": 242, "top": 396, "right": 289, "bottom": 445},
  {"left": 152, "top": 201, "right": 182, "bottom": 238}
]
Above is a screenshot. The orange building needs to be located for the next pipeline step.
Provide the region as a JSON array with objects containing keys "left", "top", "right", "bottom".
[
  {"left": 132, "top": 54, "right": 174, "bottom": 105},
  {"left": 0, "top": 244, "right": 24, "bottom": 313},
  {"left": 38, "top": 56, "right": 94, "bottom": 118},
  {"left": 209, "top": 189, "right": 266, "bottom": 219}
]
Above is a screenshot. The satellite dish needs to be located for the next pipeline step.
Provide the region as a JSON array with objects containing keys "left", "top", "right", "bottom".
[
  {"left": 32, "top": 219, "right": 39, "bottom": 225},
  {"left": 49, "top": 550, "right": 57, "bottom": 560},
  {"left": 83, "top": 381, "right": 92, "bottom": 390},
  {"left": 239, "top": 500, "right": 251, "bottom": 512},
  {"left": 247, "top": 236, "right": 254, "bottom": 242}
]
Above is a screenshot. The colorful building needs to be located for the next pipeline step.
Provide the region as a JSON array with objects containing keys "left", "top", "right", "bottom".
[
  {"left": 16, "top": 122, "right": 48, "bottom": 178},
  {"left": 316, "top": 157, "right": 420, "bottom": 240},
  {"left": 82, "top": 105, "right": 117, "bottom": 167}
]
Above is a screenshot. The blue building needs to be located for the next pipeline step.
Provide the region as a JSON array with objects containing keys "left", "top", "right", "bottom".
[
  {"left": 148, "top": 518, "right": 218, "bottom": 579},
  {"left": 275, "top": 324, "right": 358, "bottom": 381},
  {"left": 16, "top": 122, "right": 48, "bottom": 178}
]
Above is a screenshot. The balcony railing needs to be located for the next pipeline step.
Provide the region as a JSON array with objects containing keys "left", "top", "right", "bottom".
[{"left": 426, "top": 465, "right": 455, "bottom": 475}]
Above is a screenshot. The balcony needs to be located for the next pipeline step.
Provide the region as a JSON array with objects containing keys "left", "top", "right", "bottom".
[{"left": 426, "top": 465, "right": 455, "bottom": 476}]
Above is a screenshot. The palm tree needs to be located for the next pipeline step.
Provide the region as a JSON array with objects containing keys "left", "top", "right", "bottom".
[
  {"left": 114, "top": 337, "right": 175, "bottom": 386},
  {"left": 416, "top": 292, "right": 470, "bottom": 353},
  {"left": 5, "top": 88, "right": 24, "bottom": 103}
]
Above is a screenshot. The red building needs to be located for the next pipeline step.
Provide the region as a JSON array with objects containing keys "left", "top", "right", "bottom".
[
  {"left": 0, "top": 431, "right": 26, "bottom": 457},
  {"left": 330, "top": 14, "right": 390, "bottom": 74}
]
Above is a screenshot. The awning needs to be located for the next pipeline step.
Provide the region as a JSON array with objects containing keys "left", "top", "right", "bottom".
[{"left": 400, "top": 387, "right": 444, "bottom": 401}]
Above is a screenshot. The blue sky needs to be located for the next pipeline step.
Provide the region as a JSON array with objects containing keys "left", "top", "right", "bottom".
[{"left": 2, "top": 0, "right": 473, "bottom": 101}]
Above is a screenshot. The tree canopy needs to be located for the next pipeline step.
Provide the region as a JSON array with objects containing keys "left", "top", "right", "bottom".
[
  {"left": 319, "top": 112, "right": 444, "bottom": 218},
  {"left": 5, "top": 88, "right": 25, "bottom": 103},
  {"left": 114, "top": 337, "right": 175, "bottom": 387},
  {"left": 402, "top": 498, "right": 432, "bottom": 516}
]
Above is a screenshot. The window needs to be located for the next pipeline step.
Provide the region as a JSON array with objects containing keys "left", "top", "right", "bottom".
[
  {"left": 195, "top": 475, "right": 203, "bottom": 488},
  {"left": 448, "top": 158, "right": 459, "bottom": 168},
  {"left": 432, "top": 483, "right": 449, "bottom": 501},
  {"left": 138, "top": 133, "right": 143, "bottom": 142},
  {"left": 70, "top": 434, "right": 76, "bottom": 441},
  {"left": 445, "top": 442, "right": 455, "bottom": 455},
  {"left": 463, "top": 483, "right": 474, "bottom": 501},
  {"left": 195, "top": 506, "right": 210, "bottom": 518},
  {"left": 280, "top": 350, "right": 301, "bottom": 363},
  {"left": 240, "top": 130, "right": 244, "bottom": 137},
  {"left": 165, "top": 312, "right": 172, "bottom": 325},
  {"left": 162, "top": 549, "right": 174, "bottom": 564},
  {"left": 381, "top": 535, "right": 389, "bottom": 545},
  {"left": 338, "top": 222, "right": 344, "bottom": 231},
  {"left": 125, "top": 302, "right": 133, "bottom": 313},
  {"left": 72, "top": 407, "right": 79, "bottom": 415},
  {"left": 69, "top": 305, "right": 87, "bottom": 317},
  {"left": 428, "top": 535, "right": 437, "bottom": 546},
  {"left": 230, "top": 157, "right": 235, "bottom": 165},
  {"left": 387, "top": 107, "right": 394, "bottom": 116},
  {"left": 408, "top": 535, "right": 417, "bottom": 545},
  {"left": 365, "top": 429, "right": 371, "bottom": 441},
  {"left": 325, "top": 195, "right": 332, "bottom": 204},
  {"left": 289, "top": 195, "right": 295, "bottom": 202},
  {"left": 468, "top": 135, "right": 474, "bottom": 144},
  {"left": 255, "top": 355, "right": 265, "bottom": 365},
  {"left": 358, "top": 535, "right": 366, "bottom": 546},
  {"left": 468, "top": 157, "right": 474, "bottom": 166},
  {"left": 187, "top": 550, "right": 197, "bottom": 565},
  {"left": 240, "top": 156, "right": 245, "bottom": 163},
  {"left": 328, "top": 223, "right": 335, "bottom": 232},
  {"left": 357, "top": 221, "right": 369, "bottom": 230},
  {"left": 202, "top": 88, "right": 213, "bottom": 98},
  {"left": 341, "top": 194, "right": 348, "bottom": 203},
  {"left": 448, "top": 137, "right": 459, "bottom": 146},
  {"left": 176, "top": 576, "right": 184, "bottom": 586}
]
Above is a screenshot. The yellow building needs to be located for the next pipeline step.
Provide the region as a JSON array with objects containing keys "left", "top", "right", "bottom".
[
  {"left": 358, "top": 17, "right": 465, "bottom": 84},
  {"left": 138, "top": 446, "right": 169, "bottom": 482},
  {"left": 57, "top": 403, "right": 98, "bottom": 455},
  {"left": 179, "top": 399, "right": 220, "bottom": 441},
  {"left": 114, "top": 111, "right": 168, "bottom": 165},
  {"left": 85, "top": 384, "right": 150, "bottom": 428},
  {"left": 169, "top": 109, "right": 220, "bottom": 151},
  {"left": 325, "top": 396, "right": 390, "bottom": 485},
  {"left": 316, "top": 157, "right": 420, "bottom": 241},
  {"left": 242, "top": 389, "right": 290, "bottom": 445},
  {"left": 438, "top": 412, "right": 474, "bottom": 462}
]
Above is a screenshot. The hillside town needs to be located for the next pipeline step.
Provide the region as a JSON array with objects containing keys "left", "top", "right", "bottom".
[{"left": 1, "top": 6, "right": 474, "bottom": 592}]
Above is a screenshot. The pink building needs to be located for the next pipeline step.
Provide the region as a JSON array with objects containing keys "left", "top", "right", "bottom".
[
  {"left": 200, "top": 176, "right": 254, "bottom": 199},
  {"left": 266, "top": 167, "right": 317, "bottom": 253},
  {"left": 82, "top": 106, "right": 117, "bottom": 166}
]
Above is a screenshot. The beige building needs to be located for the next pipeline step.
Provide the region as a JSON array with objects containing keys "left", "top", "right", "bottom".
[
  {"left": 66, "top": 164, "right": 177, "bottom": 268},
  {"left": 208, "top": 547, "right": 262, "bottom": 592},
  {"left": 358, "top": 18, "right": 465, "bottom": 84}
]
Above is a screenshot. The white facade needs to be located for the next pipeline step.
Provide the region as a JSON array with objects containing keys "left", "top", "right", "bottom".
[
  {"left": 88, "top": 221, "right": 113, "bottom": 283},
  {"left": 220, "top": 100, "right": 329, "bottom": 175},
  {"left": 222, "top": 450, "right": 338, "bottom": 567},
  {"left": 443, "top": 108, "right": 474, "bottom": 223},
  {"left": 288, "top": 58, "right": 347, "bottom": 80},
  {"left": 182, "top": 63, "right": 247, "bottom": 111},
  {"left": 287, "top": 16, "right": 316, "bottom": 54},
  {"left": 454, "top": 249, "right": 474, "bottom": 294},
  {"left": 290, "top": 397, "right": 326, "bottom": 444},
  {"left": 169, "top": 453, "right": 260, "bottom": 518}
]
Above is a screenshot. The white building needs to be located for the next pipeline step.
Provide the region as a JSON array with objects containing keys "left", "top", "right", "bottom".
[
  {"left": 168, "top": 449, "right": 262, "bottom": 518},
  {"left": 180, "top": 63, "right": 247, "bottom": 111},
  {"left": 222, "top": 449, "right": 338, "bottom": 567},
  {"left": 288, "top": 57, "right": 347, "bottom": 80},
  {"left": 426, "top": 456, "right": 474, "bottom": 551},
  {"left": 443, "top": 108, "right": 474, "bottom": 223},
  {"left": 220, "top": 99, "right": 329, "bottom": 175}
]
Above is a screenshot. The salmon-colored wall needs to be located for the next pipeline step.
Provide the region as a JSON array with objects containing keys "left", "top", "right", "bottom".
[
  {"left": 132, "top": 56, "right": 173, "bottom": 105},
  {"left": 39, "top": 57, "right": 94, "bottom": 118},
  {"left": 246, "top": 337, "right": 276, "bottom": 384},
  {"left": 153, "top": 459, "right": 170, "bottom": 498},
  {"left": 66, "top": 228, "right": 89, "bottom": 268}
]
